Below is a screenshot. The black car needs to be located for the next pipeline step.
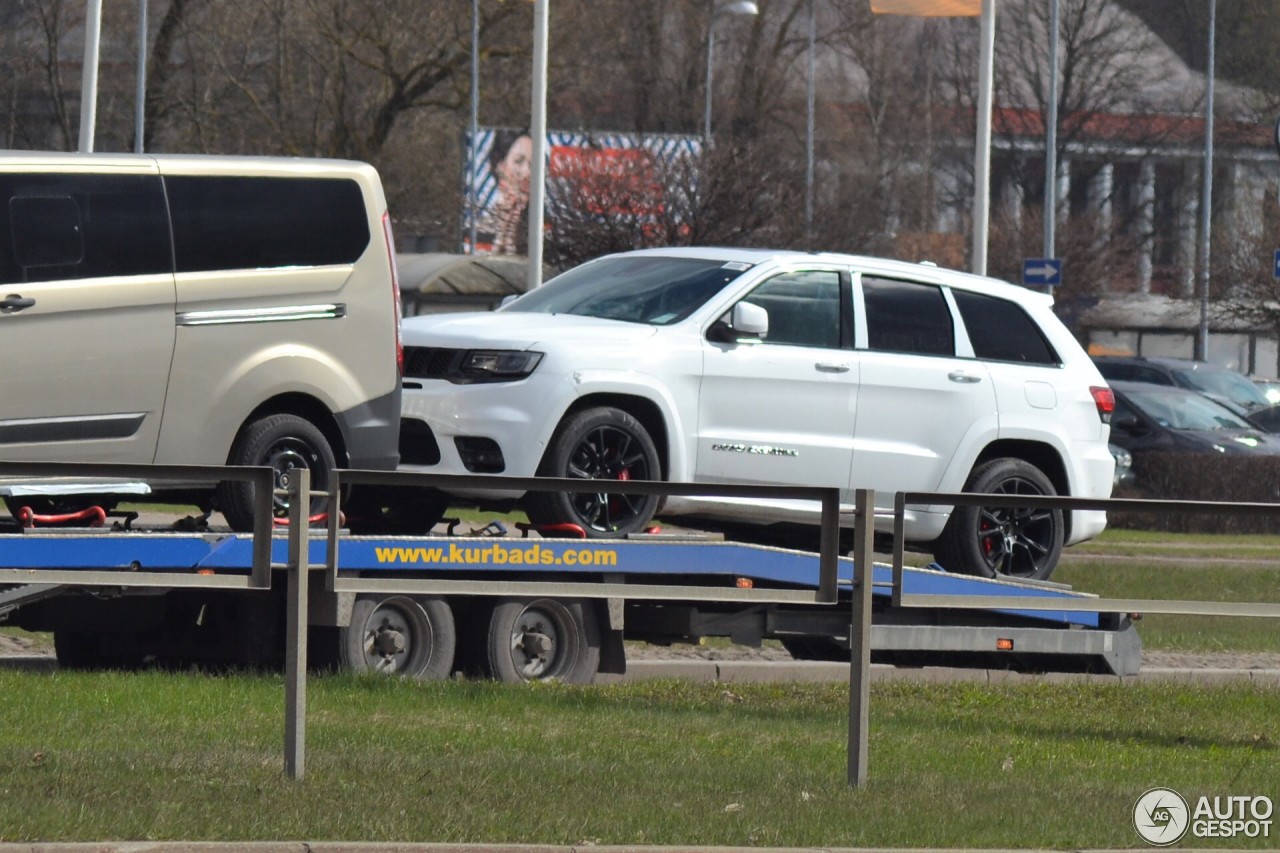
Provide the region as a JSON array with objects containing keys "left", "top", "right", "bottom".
[
  {"left": 1093, "top": 355, "right": 1276, "bottom": 422},
  {"left": 1108, "top": 380, "right": 1280, "bottom": 457}
]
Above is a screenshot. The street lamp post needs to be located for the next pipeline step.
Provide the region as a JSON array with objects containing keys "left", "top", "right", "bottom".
[
  {"left": 703, "top": 1, "right": 759, "bottom": 144},
  {"left": 805, "top": 0, "right": 816, "bottom": 236},
  {"left": 1196, "top": 0, "right": 1216, "bottom": 362}
]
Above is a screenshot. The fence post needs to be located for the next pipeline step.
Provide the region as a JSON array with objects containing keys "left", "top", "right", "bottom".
[
  {"left": 284, "top": 468, "right": 310, "bottom": 781},
  {"left": 847, "top": 488, "right": 874, "bottom": 788}
]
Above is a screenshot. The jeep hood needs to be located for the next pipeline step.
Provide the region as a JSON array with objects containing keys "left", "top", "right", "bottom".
[{"left": 401, "top": 310, "right": 660, "bottom": 349}]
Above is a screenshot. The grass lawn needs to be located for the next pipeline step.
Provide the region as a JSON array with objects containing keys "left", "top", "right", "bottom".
[
  {"left": 1057, "top": 528, "right": 1280, "bottom": 653},
  {"left": 0, "top": 672, "right": 1276, "bottom": 848}
]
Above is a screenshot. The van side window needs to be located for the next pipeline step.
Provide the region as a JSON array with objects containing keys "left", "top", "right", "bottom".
[
  {"left": 0, "top": 174, "right": 170, "bottom": 284},
  {"left": 165, "top": 176, "right": 370, "bottom": 273},
  {"left": 862, "top": 276, "right": 954, "bottom": 356},
  {"left": 952, "top": 289, "right": 1061, "bottom": 365}
]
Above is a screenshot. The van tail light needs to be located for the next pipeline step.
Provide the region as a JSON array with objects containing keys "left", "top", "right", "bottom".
[
  {"left": 1090, "top": 386, "right": 1115, "bottom": 423},
  {"left": 382, "top": 211, "right": 404, "bottom": 376}
]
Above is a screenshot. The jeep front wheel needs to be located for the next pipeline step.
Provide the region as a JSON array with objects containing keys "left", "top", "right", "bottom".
[
  {"left": 524, "top": 406, "right": 660, "bottom": 537},
  {"left": 933, "top": 458, "right": 1063, "bottom": 581}
]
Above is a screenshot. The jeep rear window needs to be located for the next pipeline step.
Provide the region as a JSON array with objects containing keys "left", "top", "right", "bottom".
[
  {"left": 505, "top": 256, "right": 748, "bottom": 325},
  {"left": 952, "top": 289, "right": 1060, "bottom": 365},
  {"left": 166, "top": 175, "right": 369, "bottom": 273}
]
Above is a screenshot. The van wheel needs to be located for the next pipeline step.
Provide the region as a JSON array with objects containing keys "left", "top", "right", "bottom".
[
  {"left": 218, "top": 414, "right": 336, "bottom": 532},
  {"left": 933, "top": 458, "right": 1063, "bottom": 581},
  {"left": 524, "top": 407, "right": 660, "bottom": 537}
]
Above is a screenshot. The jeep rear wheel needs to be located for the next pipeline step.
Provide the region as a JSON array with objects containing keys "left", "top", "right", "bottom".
[
  {"left": 933, "top": 458, "right": 1063, "bottom": 581},
  {"left": 524, "top": 407, "right": 660, "bottom": 537}
]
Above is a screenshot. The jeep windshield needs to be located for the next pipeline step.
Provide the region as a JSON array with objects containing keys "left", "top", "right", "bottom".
[{"left": 504, "top": 256, "right": 750, "bottom": 325}]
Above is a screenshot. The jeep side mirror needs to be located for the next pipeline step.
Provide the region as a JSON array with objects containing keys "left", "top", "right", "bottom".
[
  {"left": 708, "top": 301, "right": 769, "bottom": 344},
  {"left": 731, "top": 301, "right": 769, "bottom": 339}
]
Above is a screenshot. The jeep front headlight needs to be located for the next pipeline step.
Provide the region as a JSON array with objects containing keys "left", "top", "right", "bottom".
[{"left": 456, "top": 350, "right": 544, "bottom": 383}]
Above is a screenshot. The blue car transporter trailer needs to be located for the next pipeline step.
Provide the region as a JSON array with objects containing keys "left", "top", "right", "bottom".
[{"left": 0, "top": 510, "right": 1140, "bottom": 681}]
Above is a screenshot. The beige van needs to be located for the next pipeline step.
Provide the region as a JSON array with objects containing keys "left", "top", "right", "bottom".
[{"left": 0, "top": 151, "right": 403, "bottom": 529}]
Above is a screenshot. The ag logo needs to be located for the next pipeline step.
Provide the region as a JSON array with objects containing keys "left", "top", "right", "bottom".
[{"left": 1134, "top": 787, "right": 1190, "bottom": 845}]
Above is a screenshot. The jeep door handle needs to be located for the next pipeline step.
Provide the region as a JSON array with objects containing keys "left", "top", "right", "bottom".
[
  {"left": 0, "top": 294, "right": 36, "bottom": 313},
  {"left": 947, "top": 370, "right": 983, "bottom": 384},
  {"left": 815, "top": 362, "right": 851, "bottom": 373}
]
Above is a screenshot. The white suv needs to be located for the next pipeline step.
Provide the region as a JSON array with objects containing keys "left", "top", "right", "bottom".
[{"left": 399, "top": 248, "right": 1115, "bottom": 580}]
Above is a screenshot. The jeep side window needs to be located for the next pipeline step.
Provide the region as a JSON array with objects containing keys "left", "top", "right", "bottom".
[
  {"left": 742, "top": 271, "right": 842, "bottom": 349},
  {"left": 952, "top": 289, "right": 1060, "bottom": 365},
  {"left": 0, "top": 174, "right": 170, "bottom": 284},
  {"left": 862, "top": 276, "right": 953, "bottom": 356}
]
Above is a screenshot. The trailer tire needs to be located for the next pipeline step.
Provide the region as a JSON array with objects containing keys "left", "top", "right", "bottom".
[
  {"left": 485, "top": 597, "right": 600, "bottom": 684},
  {"left": 341, "top": 595, "right": 456, "bottom": 679},
  {"left": 53, "top": 631, "right": 103, "bottom": 670},
  {"left": 933, "top": 458, "right": 1064, "bottom": 581},
  {"left": 53, "top": 631, "right": 149, "bottom": 671},
  {"left": 781, "top": 637, "right": 848, "bottom": 662}
]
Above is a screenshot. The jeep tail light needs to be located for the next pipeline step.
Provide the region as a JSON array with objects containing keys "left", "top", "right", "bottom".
[
  {"left": 1090, "top": 386, "right": 1115, "bottom": 423},
  {"left": 382, "top": 210, "right": 404, "bottom": 376}
]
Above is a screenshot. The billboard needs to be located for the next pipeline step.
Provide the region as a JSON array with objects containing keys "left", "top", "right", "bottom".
[{"left": 461, "top": 128, "right": 701, "bottom": 255}]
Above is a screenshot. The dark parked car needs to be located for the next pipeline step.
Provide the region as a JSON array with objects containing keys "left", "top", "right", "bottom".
[
  {"left": 1093, "top": 355, "right": 1275, "bottom": 419},
  {"left": 1108, "top": 380, "right": 1280, "bottom": 457}
]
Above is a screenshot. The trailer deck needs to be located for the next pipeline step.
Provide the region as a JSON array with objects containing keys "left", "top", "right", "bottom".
[{"left": 0, "top": 525, "right": 1140, "bottom": 675}]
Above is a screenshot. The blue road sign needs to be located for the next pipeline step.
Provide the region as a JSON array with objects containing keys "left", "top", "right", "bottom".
[
  {"left": 1273, "top": 249, "right": 1280, "bottom": 279},
  {"left": 1023, "top": 258, "right": 1062, "bottom": 287}
]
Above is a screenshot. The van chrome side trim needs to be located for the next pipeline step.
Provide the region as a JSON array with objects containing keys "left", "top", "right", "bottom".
[
  {"left": 177, "top": 303, "right": 346, "bottom": 326},
  {"left": 0, "top": 414, "right": 146, "bottom": 444}
]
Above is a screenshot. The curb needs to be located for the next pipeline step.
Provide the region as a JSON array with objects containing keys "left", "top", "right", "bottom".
[{"left": 610, "top": 659, "right": 1280, "bottom": 685}]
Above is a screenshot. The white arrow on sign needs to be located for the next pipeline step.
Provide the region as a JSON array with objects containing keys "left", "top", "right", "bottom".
[{"left": 1025, "top": 263, "right": 1059, "bottom": 279}]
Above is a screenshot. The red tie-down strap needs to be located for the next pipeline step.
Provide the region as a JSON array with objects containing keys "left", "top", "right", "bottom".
[
  {"left": 15, "top": 505, "right": 108, "bottom": 529},
  {"left": 272, "top": 511, "right": 345, "bottom": 528}
]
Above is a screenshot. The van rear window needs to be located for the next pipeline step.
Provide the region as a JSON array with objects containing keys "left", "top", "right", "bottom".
[
  {"left": 166, "top": 175, "right": 370, "bottom": 273},
  {"left": 0, "top": 174, "right": 171, "bottom": 284}
]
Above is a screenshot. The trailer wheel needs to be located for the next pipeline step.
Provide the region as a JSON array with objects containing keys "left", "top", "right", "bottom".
[
  {"left": 218, "top": 414, "right": 336, "bottom": 532},
  {"left": 53, "top": 631, "right": 104, "bottom": 670},
  {"left": 53, "top": 631, "right": 149, "bottom": 671},
  {"left": 781, "top": 637, "right": 848, "bottom": 662},
  {"left": 525, "top": 407, "right": 661, "bottom": 537},
  {"left": 341, "top": 595, "right": 456, "bottom": 679},
  {"left": 933, "top": 458, "right": 1064, "bottom": 581},
  {"left": 485, "top": 597, "right": 600, "bottom": 684}
]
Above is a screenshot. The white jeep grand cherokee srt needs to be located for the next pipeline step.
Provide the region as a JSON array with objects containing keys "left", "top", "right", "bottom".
[{"left": 398, "top": 247, "right": 1115, "bottom": 580}]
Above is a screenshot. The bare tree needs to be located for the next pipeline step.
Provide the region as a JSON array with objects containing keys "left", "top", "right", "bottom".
[{"left": 14, "top": 0, "right": 80, "bottom": 150}]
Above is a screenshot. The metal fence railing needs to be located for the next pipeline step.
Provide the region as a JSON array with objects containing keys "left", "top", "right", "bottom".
[{"left": 4, "top": 462, "right": 1278, "bottom": 789}]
